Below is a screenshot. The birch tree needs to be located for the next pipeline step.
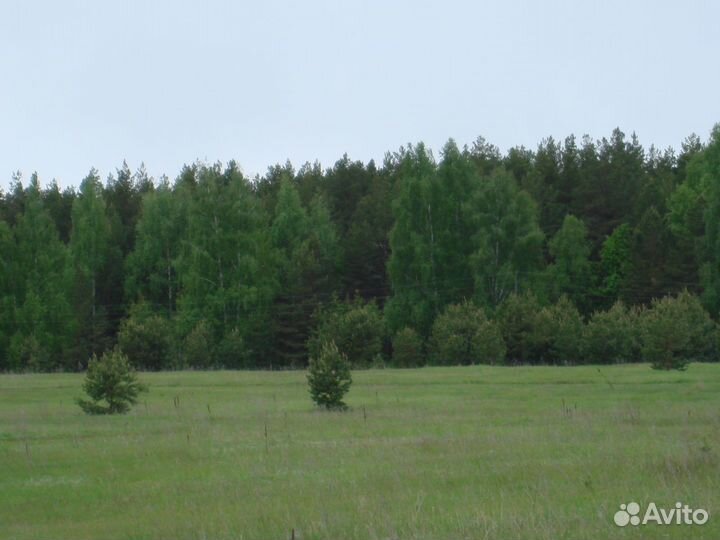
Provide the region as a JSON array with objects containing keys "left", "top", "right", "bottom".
[{"left": 466, "top": 169, "right": 544, "bottom": 307}]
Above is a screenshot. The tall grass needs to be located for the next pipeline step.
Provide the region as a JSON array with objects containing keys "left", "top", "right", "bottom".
[{"left": 0, "top": 364, "right": 718, "bottom": 539}]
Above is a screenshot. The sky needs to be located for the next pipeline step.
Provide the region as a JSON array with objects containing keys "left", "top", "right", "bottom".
[{"left": 1, "top": 0, "right": 719, "bottom": 189}]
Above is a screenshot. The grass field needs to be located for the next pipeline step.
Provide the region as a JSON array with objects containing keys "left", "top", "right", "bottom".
[{"left": 1, "top": 364, "right": 719, "bottom": 540}]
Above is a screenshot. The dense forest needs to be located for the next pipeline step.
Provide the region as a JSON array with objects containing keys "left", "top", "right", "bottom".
[{"left": 2, "top": 125, "right": 720, "bottom": 371}]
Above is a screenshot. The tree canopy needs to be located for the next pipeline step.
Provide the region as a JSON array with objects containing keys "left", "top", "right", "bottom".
[{"left": 2, "top": 124, "right": 720, "bottom": 371}]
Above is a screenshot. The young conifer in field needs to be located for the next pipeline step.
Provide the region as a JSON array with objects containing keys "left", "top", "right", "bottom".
[
  {"left": 307, "top": 340, "right": 352, "bottom": 410},
  {"left": 77, "top": 347, "right": 148, "bottom": 414},
  {"left": 642, "top": 291, "right": 715, "bottom": 370}
]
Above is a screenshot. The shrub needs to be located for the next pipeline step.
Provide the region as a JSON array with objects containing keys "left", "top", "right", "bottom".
[
  {"left": 583, "top": 301, "right": 640, "bottom": 364},
  {"left": 77, "top": 347, "right": 147, "bottom": 415},
  {"left": 392, "top": 327, "right": 424, "bottom": 367},
  {"left": 429, "top": 301, "right": 505, "bottom": 365},
  {"left": 534, "top": 296, "right": 584, "bottom": 364},
  {"left": 216, "top": 328, "right": 250, "bottom": 368},
  {"left": 308, "top": 299, "right": 384, "bottom": 368},
  {"left": 307, "top": 340, "right": 352, "bottom": 409},
  {"left": 118, "top": 309, "right": 172, "bottom": 370},
  {"left": 9, "top": 334, "right": 50, "bottom": 372},
  {"left": 642, "top": 291, "right": 715, "bottom": 370},
  {"left": 183, "top": 320, "right": 216, "bottom": 368},
  {"left": 496, "top": 292, "right": 542, "bottom": 364}
]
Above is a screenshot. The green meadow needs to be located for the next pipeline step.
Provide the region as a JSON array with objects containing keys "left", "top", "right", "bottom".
[{"left": 1, "top": 364, "right": 718, "bottom": 540}]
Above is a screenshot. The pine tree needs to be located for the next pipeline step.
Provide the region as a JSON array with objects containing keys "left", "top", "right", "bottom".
[
  {"left": 525, "top": 137, "right": 563, "bottom": 236},
  {"left": 307, "top": 340, "right": 352, "bottom": 410},
  {"left": 270, "top": 178, "right": 339, "bottom": 367},
  {"left": 698, "top": 125, "right": 720, "bottom": 315},
  {"left": 343, "top": 170, "right": 393, "bottom": 300},
  {"left": 11, "top": 175, "right": 75, "bottom": 370},
  {"left": 125, "top": 180, "right": 185, "bottom": 316},
  {"left": 77, "top": 347, "right": 147, "bottom": 414},
  {"left": 0, "top": 221, "right": 14, "bottom": 369},
  {"left": 546, "top": 215, "right": 592, "bottom": 312},
  {"left": 625, "top": 207, "right": 669, "bottom": 303},
  {"left": 598, "top": 224, "right": 633, "bottom": 308},
  {"left": 70, "top": 170, "right": 114, "bottom": 361},
  {"left": 42, "top": 180, "right": 75, "bottom": 243}
]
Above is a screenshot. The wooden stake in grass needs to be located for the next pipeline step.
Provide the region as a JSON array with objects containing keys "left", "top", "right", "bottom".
[
  {"left": 264, "top": 420, "right": 269, "bottom": 453},
  {"left": 561, "top": 398, "right": 573, "bottom": 417},
  {"left": 363, "top": 405, "right": 367, "bottom": 423}
]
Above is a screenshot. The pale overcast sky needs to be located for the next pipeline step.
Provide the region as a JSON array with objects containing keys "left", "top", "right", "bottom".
[{"left": 1, "top": 0, "right": 719, "bottom": 189}]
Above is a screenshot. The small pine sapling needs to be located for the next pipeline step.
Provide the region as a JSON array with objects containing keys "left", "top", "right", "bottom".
[
  {"left": 307, "top": 340, "right": 352, "bottom": 410},
  {"left": 77, "top": 347, "right": 148, "bottom": 414}
]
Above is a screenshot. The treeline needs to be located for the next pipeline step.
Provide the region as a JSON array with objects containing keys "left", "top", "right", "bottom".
[{"left": 1, "top": 125, "right": 719, "bottom": 371}]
